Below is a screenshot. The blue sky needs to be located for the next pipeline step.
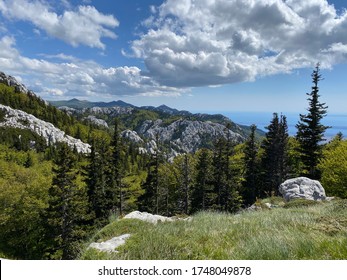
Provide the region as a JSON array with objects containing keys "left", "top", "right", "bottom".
[{"left": 0, "top": 0, "right": 347, "bottom": 113}]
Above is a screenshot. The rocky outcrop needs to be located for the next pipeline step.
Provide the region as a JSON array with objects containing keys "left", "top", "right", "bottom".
[
  {"left": 121, "top": 130, "right": 144, "bottom": 144},
  {"left": 279, "top": 177, "right": 326, "bottom": 202},
  {"left": 123, "top": 211, "right": 190, "bottom": 224},
  {"left": 88, "top": 234, "right": 131, "bottom": 253},
  {"left": 82, "top": 106, "right": 134, "bottom": 116},
  {"left": 84, "top": 115, "right": 109, "bottom": 128},
  {"left": 137, "top": 118, "right": 244, "bottom": 154},
  {"left": 0, "top": 71, "right": 29, "bottom": 94},
  {"left": 0, "top": 104, "right": 91, "bottom": 153}
]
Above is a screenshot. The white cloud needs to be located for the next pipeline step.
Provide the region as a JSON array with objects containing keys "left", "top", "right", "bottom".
[
  {"left": 0, "top": 0, "right": 119, "bottom": 49},
  {"left": 0, "top": 36, "right": 182, "bottom": 99},
  {"left": 131, "top": 0, "right": 347, "bottom": 87}
]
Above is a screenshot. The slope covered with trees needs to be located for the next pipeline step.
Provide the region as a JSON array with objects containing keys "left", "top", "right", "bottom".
[{"left": 1, "top": 66, "right": 346, "bottom": 260}]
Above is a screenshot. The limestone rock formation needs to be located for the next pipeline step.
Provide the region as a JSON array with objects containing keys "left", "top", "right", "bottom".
[
  {"left": 137, "top": 118, "right": 244, "bottom": 154},
  {"left": 121, "top": 130, "right": 144, "bottom": 144},
  {"left": 84, "top": 115, "right": 109, "bottom": 128},
  {"left": 279, "top": 177, "right": 326, "bottom": 202},
  {"left": 0, "top": 104, "right": 91, "bottom": 153}
]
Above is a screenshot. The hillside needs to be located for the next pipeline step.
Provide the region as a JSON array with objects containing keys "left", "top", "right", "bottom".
[
  {"left": 80, "top": 198, "right": 347, "bottom": 260},
  {"left": 0, "top": 72, "right": 110, "bottom": 149},
  {"left": 50, "top": 98, "right": 265, "bottom": 157}
]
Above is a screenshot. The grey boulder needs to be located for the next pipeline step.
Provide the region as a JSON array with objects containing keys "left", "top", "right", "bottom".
[{"left": 279, "top": 177, "right": 326, "bottom": 202}]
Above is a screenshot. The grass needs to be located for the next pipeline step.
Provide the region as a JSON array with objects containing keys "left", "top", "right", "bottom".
[{"left": 79, "top": 199, "right": 347, "bottom": 260}]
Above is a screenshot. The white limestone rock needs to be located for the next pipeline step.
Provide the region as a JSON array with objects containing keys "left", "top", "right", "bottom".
[
  {"left": 121, "top": 130, "right": 144, "bottom": 144},
  {"left": 137, "top": 118, "right": 244, "bottom": 154},
  {"left": 88, "top": 234, "right": 131, "bottom": 253},
  {"left": 0, "top": 104, "right": 91, "bottom": 153},
  {"left": 123, "top": 211, "right": 175, "bottom": 224},
  {"left": 84, "top": 115, "right": 109, "bottom": 128},
  {"left": 279, "top": 177, "right": 326, "bottom": 202}
]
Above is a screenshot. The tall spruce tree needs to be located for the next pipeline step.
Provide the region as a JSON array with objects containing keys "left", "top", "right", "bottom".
[
  {"left": 138, "top": 133, "right": 160, "bottom": 214},
  {"left": 108, "top": 118, "right": 124, "bottom": 216},
  {"left": 242, "top": 124, "right": 260, "bottom": 205},
  {"left": 260, "top": 113, "right": 289, "bottom": 196},
  {"left": 85, "top": 139, "right": 108, "bottom": 225},
  {"left": 45, "top": 143, "right": 90, "bottom": 259},
  {"left": 296, "top": 64, "right": 329, "bottom": 179},
  {"left": 191, "top": 148, "right": 212, "bottom": 213},
  {"left": 211, "top": 127, "right": 242, "bottom": 212}
]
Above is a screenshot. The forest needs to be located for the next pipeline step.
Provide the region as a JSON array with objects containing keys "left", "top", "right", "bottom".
[{"left": 0, "top": 65, "right": 347, "bottom": 260}]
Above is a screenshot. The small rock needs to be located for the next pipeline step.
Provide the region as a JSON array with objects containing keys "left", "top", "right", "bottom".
[
  {"left": 123, "top": 211, "right": 174, "bottom": 224},
  {"left": 88, "top": 234, "right": 131, "bottom": 253}
]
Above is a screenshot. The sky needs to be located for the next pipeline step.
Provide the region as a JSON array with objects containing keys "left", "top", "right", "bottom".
[{"left": 0, "top": 0, "right": 347, "bottom": 113}]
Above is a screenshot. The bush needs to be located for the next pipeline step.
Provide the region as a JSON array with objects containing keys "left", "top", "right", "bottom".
[{"left": 319, "top": 140, "right": 347, "bottom": 198}]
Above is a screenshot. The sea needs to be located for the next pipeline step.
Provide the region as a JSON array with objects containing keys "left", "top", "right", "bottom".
[{"left": 208, "top": 111, "right": 347, "bottom": 141}]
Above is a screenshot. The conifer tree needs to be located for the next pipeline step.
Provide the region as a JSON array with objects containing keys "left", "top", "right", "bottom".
[
  {"left": 296, "top": 64, "right": 329, "bottom": 179},
  {"left": 242, "top": 124, "right": 260, "bottom": 205},
  {"left": 260, "top": 113, "right": 289, "bottom": 196},
  {"left": 138, "top": 134, "right": 160, "bottom": 214},
  {"left": 211, "top": 127, "right": 242, "bottom": 212},
  {"left": 45, "top": 143, "right": 90, "bottom": 259},
  {"left": 85, "top": 139, "right": 108, "bottom": 224},
  {"left": 191, "top": 148, "right": 212, "bottom": 213},
  {"left": 108, "top": 118, "right": 124, "bottom": 216}
]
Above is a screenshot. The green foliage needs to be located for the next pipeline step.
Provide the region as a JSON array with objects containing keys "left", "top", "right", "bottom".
[
  {"left": 44, "top": 143, "right": 91, "bottom": 260},
  {"left": 319, "top": 139, "right": 347, "bottom": 198},
  {"left": 260, "top": 113, "right": 289, "bottom": 197},
  {"left": 242, "top": 124, "right": 260, "bottom": 205},
  {"left": 0, "top": 145, "right": 52, "bottom": 259}
]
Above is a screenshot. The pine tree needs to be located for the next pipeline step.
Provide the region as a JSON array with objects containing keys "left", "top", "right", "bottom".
[
  {"left": 242, "top": 124, "right": 260, "bottom": 205},
  {"left": 138, "top": 134, "right": 160, "bottom": 214},
  {"left": 45, "top": 143, "right": 90, "bottom": 259},
  {"left": 261, "top": 113, "right": 289, "bottom": 196},
  {"left": 191, "top": 148, "right": 212, "bottom": 213},
  {"left": 108, "top": 118, "right": 124, "bottom": 216},
  {"left": 85, "top": 139, "right": 108, "bottom": 225},
  {"left": 211, "top": 127, "right": 242, "bottom": 212},
  {"left": 296, "top": 64, "right": 329, "bottom": 179}
]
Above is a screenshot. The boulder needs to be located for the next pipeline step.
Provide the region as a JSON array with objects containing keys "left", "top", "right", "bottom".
[{"left": 279, "top": 177, "right": 326, "bottom": 202}]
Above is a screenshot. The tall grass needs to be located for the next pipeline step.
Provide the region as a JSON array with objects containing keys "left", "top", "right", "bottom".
[{"left": 79, "top": 199, "right": 347, "bottom": 260}]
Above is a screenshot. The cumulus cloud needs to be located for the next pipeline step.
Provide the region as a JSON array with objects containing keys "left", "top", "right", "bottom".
[
  {"left": 0, "top": 36, "right": 181, "bottom": 99},
  {"left": 131, "top": 0, "right": 347, "bottom": 87},
  {"left": 0, "top": 0, "right": 119, "bottom": 49}
]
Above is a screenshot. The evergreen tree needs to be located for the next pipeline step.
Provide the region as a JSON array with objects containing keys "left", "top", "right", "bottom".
[
  {"left": 45, "top": 143, "right": 90, "bottom": 259},
  {"left": 138, "top": 134, "right": 160, "bottom": 214},
  {"left": 85, "top": 140, "right": 108, "bottom": 225},
  {"left": 242, "top": 124, "right": 260, "bottom": 205},
  {"left": 260, "top": 113, "right": 289, "bottom": 196},
  {"left": 296, "top": 64, "right": 329, "bottom": 179},
  {"left": 138, "top": 153, "right": 159, "bottom": 213},
  {"left": 191, "top": 148, "right": 213, "bottom": 213},
  {"left": 211, "top": 127, "right": 242, "bottom": 212},
  {"left": 108, "top": 118, "right": 124, "bottom": 216}
]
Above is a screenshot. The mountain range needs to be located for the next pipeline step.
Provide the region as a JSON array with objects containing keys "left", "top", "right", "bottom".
[{"left": 0, "top": 71, "right": 265, "bottom": 158}]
